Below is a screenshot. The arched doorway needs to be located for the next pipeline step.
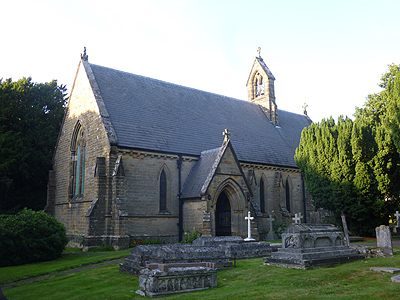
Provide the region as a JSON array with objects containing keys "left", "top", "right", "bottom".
[{"left": 216, "top": 191, "right": 231, "bottom": 236}]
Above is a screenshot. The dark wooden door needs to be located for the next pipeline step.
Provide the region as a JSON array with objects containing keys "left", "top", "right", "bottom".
[{"left": 216, "top": 192, "right": 231, "bottom": 236}]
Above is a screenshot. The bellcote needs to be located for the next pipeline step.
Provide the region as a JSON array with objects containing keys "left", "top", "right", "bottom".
[{"left": 246, "top": 48, "right": 278, "bottom": 126}]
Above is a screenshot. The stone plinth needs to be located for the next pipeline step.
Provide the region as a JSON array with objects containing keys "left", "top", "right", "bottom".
[
  {"left": 139, "top": 264, "right": 217, "bottom": 297},
  {"left": 263, "top": 224, "right": 364, "bottom": 269}
]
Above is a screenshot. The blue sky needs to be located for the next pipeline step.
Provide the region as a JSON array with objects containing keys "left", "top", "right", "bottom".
[{"left": 1, "top": 0, "right": 400, "bottom": 122}]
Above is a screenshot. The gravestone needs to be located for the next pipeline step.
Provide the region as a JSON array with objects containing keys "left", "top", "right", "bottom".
[
  {"left": 394, "top": 211, "right": 400, "bottom": 233},
  {"left": 376, "top": 225, "right": 393, "bottom": 256},
  {"left": 244, "top": 211, "right": 255, "bottom": 241},
  {"left": 266, "top": 214, "right": 278, "bottom": 240},
  {"left": 119, "top": 244, "right": 232, "bottom": 275},
  {"left": 120, "top": 236, "right": 272, "bottom": 275},
  {"left": 138, "top": 263, "right": 217, "bottom": 297},
  {"left": 292, "top": 213, "right": 303, "bottom": 224},
  {"left": 263, "top": 223, "right": 364, "bottom": 269},
  {"left": 191, "top": 236, "right": 272, "bottom": 259}
]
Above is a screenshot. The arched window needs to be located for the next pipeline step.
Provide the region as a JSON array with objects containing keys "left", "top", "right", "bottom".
[
  {"left": 260, "top": 177, "right": 265, "bottom": 213},
  {"left": 285, "top": 177, "right": 291, "bottom": 213},
  {"left": 255, "top": 72, "right": 265, "bottom": 97},
  {"left": 71, "top": 122, "right": 85, "bottom": 197},
  {"left": 159, "top": 169, "right": 167, "bottom": 212}
]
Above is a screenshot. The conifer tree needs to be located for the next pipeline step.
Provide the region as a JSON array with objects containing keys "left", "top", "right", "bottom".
[{"left": 296, "top": 64, "right": 400, "bottom": 235}]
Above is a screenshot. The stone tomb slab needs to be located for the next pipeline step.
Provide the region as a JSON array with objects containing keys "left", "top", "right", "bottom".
[
  {"left": 192, "top": 236, "right": 272, "bottom": 259},
  {"left": 139, "top": 263, "right": 217, "bottom": 297},
  {"left": 392, "top": 275, "right": 400, "bottom": 283},
  {"left": 263, "top": 223, "right": 365, "bottom": 269},
  {"left": 370, "top": 267, "right": 400, "bottom": 274},
  {"left": 120, "top": 236, "right": 272, "bottom": 275},
  {"left": 119, "top": 244, "right": 232, "bottom": 275}
]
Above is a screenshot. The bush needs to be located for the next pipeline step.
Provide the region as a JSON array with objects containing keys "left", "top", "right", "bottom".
[
  {"left": 0, "top": 208, "right": 68, "bottom": 266},
  {"left": 182, "top": 228, "right": 202, "bottom": 244},
  {"left": 129, "top": 239, "right": 162, "bottom": 248}
]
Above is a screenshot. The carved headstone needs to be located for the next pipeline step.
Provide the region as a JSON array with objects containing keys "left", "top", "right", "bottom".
[{"left": 376, "top": 225, "right": 393, "bottom": 256}]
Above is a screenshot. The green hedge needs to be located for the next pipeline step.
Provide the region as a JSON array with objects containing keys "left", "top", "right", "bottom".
[{"left": 0, "top": 208, "right": 68, "bottom": 266}]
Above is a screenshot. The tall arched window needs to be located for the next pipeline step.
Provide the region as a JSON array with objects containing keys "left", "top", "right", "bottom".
[
  {"left": 159, "top": 169, "right": 167, "bottom": 212},
  {"left": 71, "top": 122, "right": 85, "bottom": 197},
  {"left": 260, "top": 177, "right": 265, "bottom": 213},
  {"left": 285, "top": 177, "right": 291, "bottom": 213}
]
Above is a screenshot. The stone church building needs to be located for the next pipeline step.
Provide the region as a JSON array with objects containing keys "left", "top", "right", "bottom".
[{"left": 46, "top": 49, "right": 313, "bottom": 249}]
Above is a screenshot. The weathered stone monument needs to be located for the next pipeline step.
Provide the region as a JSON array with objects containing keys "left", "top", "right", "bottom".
[
  {"left": 120, "top": 236, "right": 272, "bottom": 275},
  {"left": 263, "top": 223, "right": 364, "bottom": 269},
  {"left": 292, "top": 212, "right": 303, "bottom": 224},
  {"left": 244, "top": 211, "right": 255, "bottom": 241},
  {"left": 266, "top": 213, "right": 278, "bottom": 240},
  {"left": 138, "top": 262, "right": 218, "bottom": 297},
  {"left": 394, "top": 211, "right": 400, "bottom": 234},
  {"left": 376, "top": 225, "right": 393, "bottom": 257}
]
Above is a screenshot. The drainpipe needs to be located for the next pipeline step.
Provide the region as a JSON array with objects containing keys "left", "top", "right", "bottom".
[
  {"left": 177, "top": 155, "right": 183, "bottom": 242},
  {"left": 301, "top": 173, "right": 307, "bottom": 223}
]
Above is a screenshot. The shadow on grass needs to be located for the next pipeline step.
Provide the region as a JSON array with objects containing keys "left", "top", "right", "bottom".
[{"left": 3, "top": 252, "right": 400, "bottom": 300}]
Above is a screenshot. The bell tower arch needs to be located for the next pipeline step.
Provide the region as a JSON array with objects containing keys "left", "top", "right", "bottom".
[{"left": 246, "top": 47, "right": 278, "bottom": 126}]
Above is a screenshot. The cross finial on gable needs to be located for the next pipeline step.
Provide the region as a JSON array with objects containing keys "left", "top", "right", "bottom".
[
  {"left": 222, "top": 129, "right": 230, "bottom": 142},
  {"left": 257, "top": 47, "right": 261, "bottom": 58},
  {"left": 81, "top": 47, "right": 88, "bottom": 61}
]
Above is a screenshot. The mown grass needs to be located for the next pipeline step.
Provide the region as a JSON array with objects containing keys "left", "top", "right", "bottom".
[
  {"left": 2, "top": 249, "right": 400, "bottom": 299},
  {"left": 0, "top": 249, "right": 131, "bottom": 284}
]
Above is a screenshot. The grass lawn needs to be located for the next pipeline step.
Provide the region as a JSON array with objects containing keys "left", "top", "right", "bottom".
[
  {"left": 2, "top": 249, "right": 400, "bottom": 299},
  {"left": 0, "top": 249, "right": 131, "bottom": 284}
]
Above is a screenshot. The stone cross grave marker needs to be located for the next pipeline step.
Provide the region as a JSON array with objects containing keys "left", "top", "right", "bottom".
[
  {"left": 292, "top": 213, "right": 303, "bottom": 224},
  {"left": 267, "top": 213, "right": 275, "bottom": 240},
  {"left": 394, "top": 211, "right": 400, "bottom": 233},
  {"left": 244, "top": 211, "right": 255, "bottom": 241}
]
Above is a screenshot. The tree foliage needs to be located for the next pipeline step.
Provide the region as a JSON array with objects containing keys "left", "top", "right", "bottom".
[
  {"left": 296, "top": 64, "right": 400, "bottom": 235},
  {"left": 0, "top": 78, "right": 67, "bottom": 213}
]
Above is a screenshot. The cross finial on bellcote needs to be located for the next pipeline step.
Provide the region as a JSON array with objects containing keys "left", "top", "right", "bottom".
[
  {"left": 81, "top": 47, "right": 88, "bottom": 61},
  {"left": 302, "top": 102, "right": 308, "bottom": 116},
  {"left": 257, "top": 47, "right": 261, "bottom": 58},
  {"left": 222, "top": 129, "right": 230, "bottom": 142}
]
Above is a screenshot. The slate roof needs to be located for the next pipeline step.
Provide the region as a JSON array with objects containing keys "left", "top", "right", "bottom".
[
  {"left": 88, "top": 62, "right": 311, "bottom": 168},
  {"left": 181, "top": 147, "right": 221, "bottom": 199}
]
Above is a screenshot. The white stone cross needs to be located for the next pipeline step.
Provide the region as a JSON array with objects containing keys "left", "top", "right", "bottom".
[
  {"left": 395, "top": 211, "right": 400, "bottom": 225},
  {"left": 292, "top": 212, "right": 303, "bottom": 224},
  {"left": 394, "top": 211, "right": 400, "bottom": 233},
  {"left": 244, "top": 211, "right": 255, "bottom": 241}
]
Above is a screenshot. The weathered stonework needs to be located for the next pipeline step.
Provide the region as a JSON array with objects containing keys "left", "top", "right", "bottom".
[
  {"left": 264, "top": 224, "right": 365, "bottom": 269},
  {"left": 139, "top": 264, "right": 218, "bottom": 297},
  {"left": 46, "top": 53, "right": 314, "bottom": 250}
]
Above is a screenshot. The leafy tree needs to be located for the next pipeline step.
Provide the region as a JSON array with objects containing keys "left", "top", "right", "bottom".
[
  {"left": 296, "top": 64, "right": 400, "bottom": 235},
  {"left": 0, "top": 78, "right": 67, "bottom": 213}
]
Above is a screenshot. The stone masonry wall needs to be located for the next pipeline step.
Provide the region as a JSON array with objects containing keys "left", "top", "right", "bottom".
[
  {"left": 51, "top": 60, "right": 111, "bottom": 237},
  {"left": 116, "top": 150, "right": 197, "bottom": 243}
]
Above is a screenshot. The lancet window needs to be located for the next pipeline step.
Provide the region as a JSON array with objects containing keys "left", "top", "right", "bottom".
[{"left": 71, "top": 122, "right": 85, "bottom": 197}]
